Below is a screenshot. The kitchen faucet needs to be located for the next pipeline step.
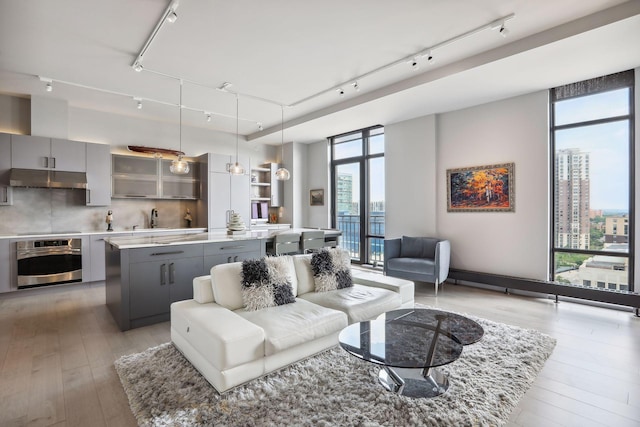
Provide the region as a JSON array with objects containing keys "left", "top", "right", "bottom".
[{"left": 150, "top": 208, "right": 158, "bottom": 228}]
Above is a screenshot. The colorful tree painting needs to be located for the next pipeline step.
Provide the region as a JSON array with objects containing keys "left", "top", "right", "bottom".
[{"left": 447, "top": 163, "right": 515, "bottom": 212}]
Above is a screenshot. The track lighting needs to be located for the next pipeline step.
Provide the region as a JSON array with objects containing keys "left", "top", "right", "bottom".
[
  {"left": 133, "top": 62, "right": 143, "bottom": 72},
  {"left": 39, "top": 76, "right": 53, "bottom": 92},
  {"left": 337, "top": 88, "right": 345, "bottom": 97},
  {"left": 205, "top": 112, "right": 212, "bottom": 122},
  {"left": 166, "top": 11, "right": 178, "bottom": 23},
  {"left": 426, "top": 51, "right": 435, "bottom": 64},
  {"left": 135, "top": 98, "right": 142, "bottom": 109},
  {"left": 352, "top": 81, "right": 360, "bottom": 92},
  {"left": 46, "top": 82, "right": 53, "bottom": 92},
  {"left": 409, "top": 57, "right": 420, "bottom": 71},
  {"left": 257, "top": 122, "right": 263, "bottom": 131},
  {"left": 218, "top": 82, "right": 233, "bottom": 92},
  {"left": 499, "top": 24, "right": 509, "bottom": 37}
]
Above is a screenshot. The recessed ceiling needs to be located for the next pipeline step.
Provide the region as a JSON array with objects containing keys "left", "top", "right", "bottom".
[{"left": 0, "top": 0, "right": 638, "bottom": 145}]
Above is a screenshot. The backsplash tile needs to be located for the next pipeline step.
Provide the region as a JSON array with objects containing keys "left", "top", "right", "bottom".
[{"left": 0, "top": 188, "right": 198, "bottom": 235}]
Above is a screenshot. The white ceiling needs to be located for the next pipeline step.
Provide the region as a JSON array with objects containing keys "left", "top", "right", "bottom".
[{"left": 0, "top": 0, "right": 639, "bottom": 145}]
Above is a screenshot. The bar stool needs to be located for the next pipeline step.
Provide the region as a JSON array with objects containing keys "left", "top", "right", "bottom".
[
  {"left": 271, "top": 233, "right": 301, "bottom": 255},
  {"left": 300, "top": 230, "right": 325, "bottom": 253}
]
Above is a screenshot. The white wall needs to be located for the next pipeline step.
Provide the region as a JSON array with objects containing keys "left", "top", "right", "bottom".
[
  {"left": 306, "top": 140, "right": 331, "bottom": 228},
  {"left": 635, "top": 67, "right": 639, "bottom": 279},
  {"left": 436, "top": 91, "right": 549, "bottom": 279},
  {"left": 385, "top": 114, "right": 437, "bottom": 238},
  {"left": 31, "top": 96, "right": 68, "bottom": 139}
]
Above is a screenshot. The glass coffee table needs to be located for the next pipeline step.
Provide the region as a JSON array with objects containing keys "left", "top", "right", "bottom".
[{"left": 338, "top": 308, "right": 484, "bottom": 398}]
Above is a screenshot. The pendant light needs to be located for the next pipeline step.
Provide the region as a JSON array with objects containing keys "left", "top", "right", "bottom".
[
  {"left": 170, "top": 79, "right": 190, "bottom": 174},
  {"left": 275, "top": 105, "right": 291, "bottom": 181},
  {"left": 229, "top": 94, "right": 245, "bottom": 175}
]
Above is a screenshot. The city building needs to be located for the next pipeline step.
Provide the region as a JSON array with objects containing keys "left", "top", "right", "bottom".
[
  {"left": 555, "top": 148, "right": 590, "bottom": 250},
  {"left": 336, "top": 173, "right": 353, "bottom": 215},
  {"left": 605, "top": 215, "right": 629, "bottom": 243}
]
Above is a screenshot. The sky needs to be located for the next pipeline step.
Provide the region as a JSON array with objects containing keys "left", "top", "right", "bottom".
[{"left": 554, "top": 88, "right": 630, "bottom": 211}]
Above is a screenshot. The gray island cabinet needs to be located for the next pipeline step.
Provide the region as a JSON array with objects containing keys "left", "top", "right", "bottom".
[{"left": 105, "top": 233, "right": 265, "bottom": 330}]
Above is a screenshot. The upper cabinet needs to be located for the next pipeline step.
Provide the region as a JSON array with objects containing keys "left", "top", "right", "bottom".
[
  {"left": 86, "top": 143, "right": 111, "bottom": 206},
  {"left": 111, "top": 154, "right": 199, "bottom": 200},
  {"left": 0, "top": 134, "right": 13, "bottom": 205},
  {"left": 11, "top": 134, "right": 86, "bottom": 172}
]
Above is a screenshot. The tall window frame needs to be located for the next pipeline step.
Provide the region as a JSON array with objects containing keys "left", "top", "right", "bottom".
[
  {"left": 550, "top": 70, "right": 635, "bottom": 292},
  {"left": 330, "top": 125, "right": 385, "bottom": 265}
]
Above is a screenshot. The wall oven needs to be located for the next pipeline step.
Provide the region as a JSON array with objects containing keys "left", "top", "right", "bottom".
[{"left": 17, "top": 238, "right": 82, "bottom": 288}]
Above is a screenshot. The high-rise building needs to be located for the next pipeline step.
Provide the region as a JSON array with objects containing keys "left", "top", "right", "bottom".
[
  {"left": 604, "top": 215, "right": 629, "bottom": 243},
  {"left": 337, "top": 173, "right": 353, "bottom": 214},
  {"left": 555, "top": 148, "right": 590, "bottom": 249}
]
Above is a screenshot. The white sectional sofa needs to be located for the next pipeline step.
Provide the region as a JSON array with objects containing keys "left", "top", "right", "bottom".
[{"left": 170, "top": 253, "right": 414, "bottom": 393}]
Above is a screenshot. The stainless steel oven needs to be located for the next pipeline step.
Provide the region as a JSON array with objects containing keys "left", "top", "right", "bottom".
[{"left": 17, "top": 238, "right": 82, "bottom": 288}]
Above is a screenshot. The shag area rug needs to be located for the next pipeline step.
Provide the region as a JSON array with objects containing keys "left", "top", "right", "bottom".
[{"left": 115, "top": 314, "right": 556, "bottom": 427}]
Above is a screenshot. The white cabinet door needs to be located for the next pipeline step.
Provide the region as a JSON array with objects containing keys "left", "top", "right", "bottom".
[
  {"left": 0, "top": 134, "right": 12, "bottom": 205},
  {"left": 209, "top": 153, "right": 231, "bottom": 173},
  {"left": 209, "top": 172, "right": 231, "bottom": 229},
  {"left": 231, "top": 173, "right": 250, "bottom": 225},
  {"left": 86, "top": 143, "right": 111, "bottom": 206},
  {"left": 89, "top": 234, "right": 108, "bottom": 282},
  {"left": 51, "top": 138, "right": 86, "bottom": 172},
  {"left": 11, "top": 134, "right": 51, "bottom": 169}
]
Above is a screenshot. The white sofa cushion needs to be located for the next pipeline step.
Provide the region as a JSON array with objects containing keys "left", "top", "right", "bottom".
[
  {"left": 212, "top": 256, "right": 299, "bottom": 310},
  {"left": 171, "top": 300, "right": 265, "bottom": 371},
  {"left": 299, "top": 284, "right": 401, "bottom": 323},
  {"left": 236, "top": 299, "right": 347, "bottom": 356},
  {"left": 293, "top": 254, "right": 314, "bottom": 295},
  {"left": 193, "top": 275, "right": 214, "bottom": 304}
]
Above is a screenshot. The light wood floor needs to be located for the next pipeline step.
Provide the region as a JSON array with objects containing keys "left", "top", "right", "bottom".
[{"left": 0, "top": 280, "right": 638, "bottom": 427}]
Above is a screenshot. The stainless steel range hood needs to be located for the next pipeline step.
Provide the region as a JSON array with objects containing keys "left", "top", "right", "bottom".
[{"left": 10, "top": 168, "right": 88, "bottom": 189}]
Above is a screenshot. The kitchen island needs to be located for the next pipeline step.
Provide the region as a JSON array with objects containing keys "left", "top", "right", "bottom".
[{"left": 105, "top": 229, "right": 341, "bottom": 330}]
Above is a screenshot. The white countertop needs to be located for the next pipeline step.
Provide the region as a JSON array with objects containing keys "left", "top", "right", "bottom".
[
  {"left": 103, "top": 228, "right": 341, "bottom": 249},
  {"left": 0, "top": 228, "right": 207, "bottom": 240}
]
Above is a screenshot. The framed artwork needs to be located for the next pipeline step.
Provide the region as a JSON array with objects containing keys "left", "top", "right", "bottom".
[
  {"left": 447, "top": 163, "right": 515, "bottom": 212},
  {"left": 310, "top": 189, "right": 324, "bottom": 206}
]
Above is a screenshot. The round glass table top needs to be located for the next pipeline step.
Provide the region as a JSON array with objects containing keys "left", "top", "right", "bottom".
[{"left": 338, "top": 308, "right": 484, "bottom": 370}]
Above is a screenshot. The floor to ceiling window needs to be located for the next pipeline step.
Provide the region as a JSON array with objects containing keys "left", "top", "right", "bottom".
[
  {"left": 550, "top": 70, "right": 634, "bottom": 292},
  {"left": 330, "top": 126, "right": 384, "bottom": 265}
]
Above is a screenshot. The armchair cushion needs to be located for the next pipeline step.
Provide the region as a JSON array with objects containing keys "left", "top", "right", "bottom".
[
  {"left": 401, "top": 236, "right": 438, "bottom": 259},
  {"left": 387, "top": 258, "right": 435, "bottom": 276}
]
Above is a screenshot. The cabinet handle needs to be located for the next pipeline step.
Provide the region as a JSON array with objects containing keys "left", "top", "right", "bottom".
[
  {"left": 124, "top": 195, "right": 147, "bottom": 198},
  {"left": 51, "top": 157, "right": 56, "bottom": 169},
  {"left": 87, "top": 189, "right": 91, "bottom": 204},
  {"left": 221, "top": 245, "right": 245, "bottom": 250},
  {"left": 169, "top": 263, "right": 175, "bottom": 284},
  {"left": 44, "top": 157, "right": 49, "bottom": 168},
  {"left": 151, "top": 251, "right": 184, "bottom": 256},
  {"left": 160, "top": 264, "right": 167, "bottom": 285}
]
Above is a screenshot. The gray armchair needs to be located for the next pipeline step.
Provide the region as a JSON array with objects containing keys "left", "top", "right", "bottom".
[{"left": 384, "top": 236, "right": 451, "bottom": 295}]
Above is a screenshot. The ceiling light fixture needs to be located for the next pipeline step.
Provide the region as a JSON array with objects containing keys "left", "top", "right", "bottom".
[
  {"left": 352, "top": 81, "right": 360, "bottom": 92},
  {"left": 257, "top": 122, "right": 263, "bottom": 131},
  {"left": 39, "top": 76, "right": 53, "bottom": 92},
  {"left": 134, "top": 98, "right": 143, "bottom": 109},
  {"left": 169, "top": 79, "right": 189, "bottom": 175},
  {"left": 130, "top": 0, "right": 181, "bottom": 72},
  {"left": 133, "top": 62, "right": 143, "bottom": 72},
  {"left": 229, "top": 94, "right": 245, "bottom": 175},
  {"left": 498, "top": 23, "right": 509, "bottom": 37},
  {"left": 205, "top": 112, "right": 212, "bottom": 122},
  {"left": 337, "top": 88, "right": 345, "bottom": 97},
  {"left": 409, "top": 56, "right": 420, "bottom": 71},
  {"left": 166, "top": 10, "right": 178, "bottom": 23},
  {"left": 275, "top": 106, "right": 291, "bottom": 181},
  {"left": 46, "top": 82, "right": 53, "bottom": 92},
  {"left": 426, "top": 51, "right": 435, "bottom": 64}
]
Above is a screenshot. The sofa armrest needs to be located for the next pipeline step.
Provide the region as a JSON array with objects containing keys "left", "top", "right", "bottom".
[
  {"left": 384, "top": 238, "right": 401, "bottom": 274},
  {"left": 435, "top": 240, "right": 451, "bottom": 283},
  {"left": 351, "top": 270, "right": 414, "bottom": 306},
  {"left": 193, "top": 275, "right": 214, "bottom": 304}
]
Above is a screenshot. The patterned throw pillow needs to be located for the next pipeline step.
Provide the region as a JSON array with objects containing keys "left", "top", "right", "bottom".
[
  {"left": 310, "top": 248, "right": 353, "bottom": 292},
  {"left": 241, "top": 256, "right": 296, "bottom": 311}
]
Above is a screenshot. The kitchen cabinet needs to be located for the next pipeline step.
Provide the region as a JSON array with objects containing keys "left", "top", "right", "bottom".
[
  {"left": 11, "top": 134, "right": 86, "bottom": 172},
  {"left": 85, "top": 143, "right": 111, "bottom": 206},
  {"left": 160, "top": 159, "right": 199, "bottom": 199},
  {"left": 198, "top": 153, "right": 250, "bottom": 230},
  {"left": 89, "top": 234, "right": 110, "bottom": 282},
  {"left": 251, "top": 162, "right": 283, "bottom": 208},
  {"left": 112, "top": 154, "right": 200, "bottom": 199},
  {"left": 0, "top": 239, "right": 11, "bottom": 293},
  {"left": 203, "top": 239, "right": 262, "bottom": 272},
  {"left": 105, "top": 242, "right": 204, "bottom": 330},
  {"left": 0, "top": 134, "right": 12, "bottom": 205}
]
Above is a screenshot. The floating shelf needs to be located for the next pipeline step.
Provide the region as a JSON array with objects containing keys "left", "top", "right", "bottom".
[{"left": 251, "top": 182, "right": 270, "bottom": 186}]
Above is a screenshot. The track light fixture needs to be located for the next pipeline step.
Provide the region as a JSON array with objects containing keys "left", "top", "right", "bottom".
[
  {"left": 46, "top": 82, "right": 53, "bottom": 92},
  {"left": 352, "top": 81, "right": 360, "bottom": 92},
  {"left": 337, "top": 88, "right": 345, "bottom": 97},
  {"left": 166, "top": 11, "right": 178, "bottom": 23},
  {"left": 257, "top": 122, "right": 263, "bottom": 131},
  {"left": 39, "top": 76, "right": 53, "bottom": 92},
  {"left": 426, "top": 51, "right": 435, "bottom": 64},
  {"left": 409, "top": 57, "right": 420, "bottom": 71},
  {"left": 499, "top": 23, "right": 509, "bottom": 37},
  {"left": 133, "top": 62, "right": 143, "bottom": 72},
  {"left": 134, "top": 98, "right": 143, "bottom": 109},
  {"left": 205, "top": 112, "right": 212, "bottom": 122}
]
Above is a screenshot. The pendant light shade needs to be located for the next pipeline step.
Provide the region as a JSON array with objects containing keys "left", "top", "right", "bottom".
[
  {"left": 170, "top": 79, "right": 189, "bottom": 174},
  {"left": 275, "top": 106, "right": 291, "bottom": 181},
  {"left": 230, "top": 94, "right": 245, "bottom": 175}
]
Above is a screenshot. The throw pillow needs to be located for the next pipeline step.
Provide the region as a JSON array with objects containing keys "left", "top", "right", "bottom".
[
  {"left": 310, "top": 248, "right": 353, "bottom": 292},
  {"left": 241, "top": 256, "right": 295, "bottom": 311}
]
